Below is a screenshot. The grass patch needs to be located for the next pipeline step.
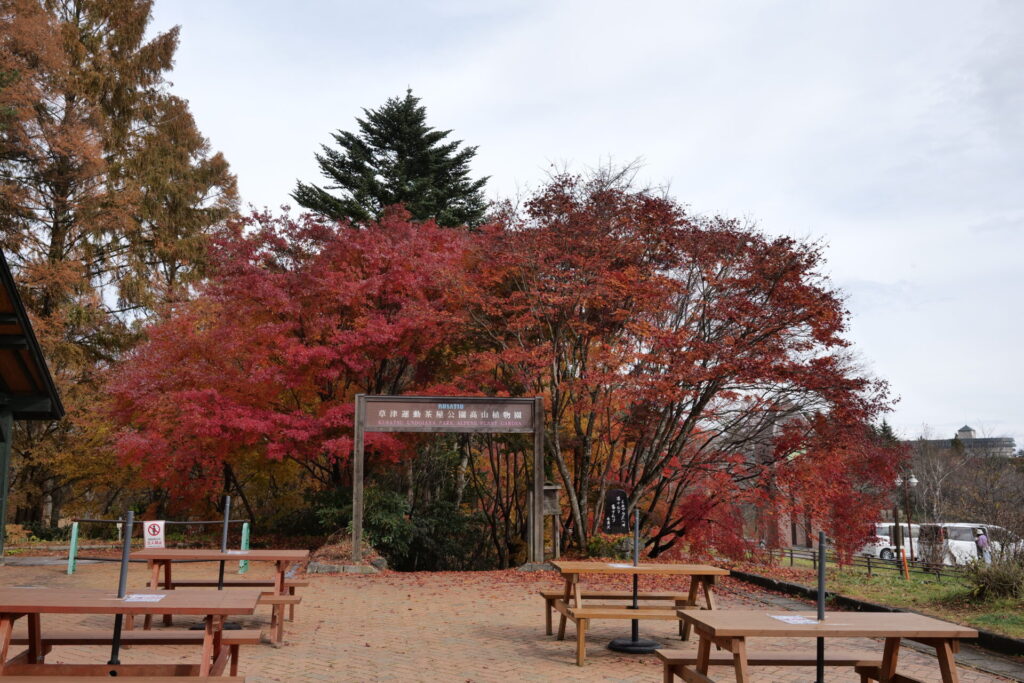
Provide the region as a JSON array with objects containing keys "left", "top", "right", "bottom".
[
  {"left": 743, "top": 560, "right": 1024, "bottom": 640},
  {"left": 971, "top": 608, "right": 1024, "bottom": 635}
]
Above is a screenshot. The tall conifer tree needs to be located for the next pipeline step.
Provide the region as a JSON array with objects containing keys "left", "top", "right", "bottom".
[
  {"left": 292, "top": 89, "right": 488, "bottom": 227},
  {"left": 0, "top": 0, "right": 237, "bottom": 524}
]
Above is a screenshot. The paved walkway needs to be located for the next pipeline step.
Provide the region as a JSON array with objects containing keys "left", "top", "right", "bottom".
[{"left": 0, "top": 559, "right": 1016, "bottom": 681}]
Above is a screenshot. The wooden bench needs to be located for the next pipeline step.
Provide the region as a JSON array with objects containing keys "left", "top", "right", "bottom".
[
  {"left": 854, "top": 664, "right": 926, "bottom": 683},
  {"left": 539, "top": 590, "right": 690, "bottom": 636},
  {"left": 658, "top": 648, "right": 882, "bottom": 682},
  {"left": 553, "top": 602, "right": 696, "bottom": 666},
  {"left": 12, "top": 629, "right": 261, "bottom": 676},
  {"left": 256, "top": 594, "right": 302, "bottom": 645},
  {"left": 146, "top": 579, "right": 308, "bottom": 622}
]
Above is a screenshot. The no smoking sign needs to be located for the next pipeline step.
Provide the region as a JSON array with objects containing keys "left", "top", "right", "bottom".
[{"left": 144, "top": 520, "right": 165, "bottom": 549}]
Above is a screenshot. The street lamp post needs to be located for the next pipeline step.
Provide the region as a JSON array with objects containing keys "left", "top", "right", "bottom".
[{"left": 895, "top": 473, "right": 919, "bottom": 561}]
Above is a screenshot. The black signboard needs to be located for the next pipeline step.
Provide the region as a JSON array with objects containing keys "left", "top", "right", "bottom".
[{"left": 603, "top": 489, "right": 629, "bottom": 534}]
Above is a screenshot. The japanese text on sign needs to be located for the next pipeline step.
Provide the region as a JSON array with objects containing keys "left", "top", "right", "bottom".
[
  {"left": 363, "top": 399, "right": 534, "bottom": 433},
  {"left": 144, "top": 520, "right": 165, "bottom": 549},
  {"left": 603, "top": 489, "right": 629, "bottom": 534}
]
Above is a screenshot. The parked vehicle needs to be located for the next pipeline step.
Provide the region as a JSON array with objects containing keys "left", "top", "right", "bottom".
[
  {"left": 917, "top": 523, "right": 1022, "bottom": 565},
  {"left": 858, "top": 522, "right": 919, "bottom": 560}
]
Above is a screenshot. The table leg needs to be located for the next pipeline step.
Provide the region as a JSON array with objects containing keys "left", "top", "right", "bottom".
[
  {"left": 144, "top": 561, "right": 161, "bottom": 630},
  {"left": 934, "top": 639, "right": 959, "bottom": 683},
  {"left": 26, "top": 613, "right": 42, "bottom": 664},
  {"left": 213, "top": 615, "right": 224, "bottom": 662},
  {"left": 199, "top": 614, "right": 215, "bottom": 677},
  {"left": 730, "top": 637, "right": 749, "bottom": 683},
  {"left": 701, "top": 577, "right": 717, "bottom": 611},
  {"left": 557, "top": 574, "right": 574, "bottom": 640},
  {"left": 682, "top": 576, "right": 701, "bottom": 641},
  {"left": 686, "top": 575, "right": 700, "bottom": 606},
  {"left": 275, "top": 560, "right": 286, "bottom": 594},
  {"left": 880, "top": 636, "right": 901, "bottom": 681},
  {"left": 695, "top": 630, "right": 712, "bottom": 675},
  {"left": 162, "top": 561, "right": 173, "bottom": 626},
  {"left": 0, "top": 614, "right": 15, "bottom": 673},
  {"left": 274, "top": 603, "right": 285, "bottom": 645},
  {"left": 575, "top": 617, "right": 588, "bottom": 666}
]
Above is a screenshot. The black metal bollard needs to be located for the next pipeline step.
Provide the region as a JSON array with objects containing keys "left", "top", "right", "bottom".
[
  {"left": 217, "top": 495, "right": 231, "bottom": 590},
  {"left": 108, "top": 509, "right": 134, "bottom": 668}
]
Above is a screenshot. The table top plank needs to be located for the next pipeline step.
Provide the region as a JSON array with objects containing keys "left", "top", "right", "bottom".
[
  {"left": 679, "top": 610, "right": 978, "bottom": 639},
  {"left": 0, "top": 587, "right": 262, "bottom": 616},
  {"left": 552, "top": 561, "right": 729, "bottom": 576},
  {"left": 132, "top": 549, "right": 309, "bottom": 562}
]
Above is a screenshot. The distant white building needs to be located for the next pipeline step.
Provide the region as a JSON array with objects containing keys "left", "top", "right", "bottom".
[{"left": 908, "top": 425, "right": 1017, "bottom": 458}]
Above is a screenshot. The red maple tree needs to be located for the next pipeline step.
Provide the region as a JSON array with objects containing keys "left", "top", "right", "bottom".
[{"left": 109, "top": 209, "right": 470, "bottom": 501}]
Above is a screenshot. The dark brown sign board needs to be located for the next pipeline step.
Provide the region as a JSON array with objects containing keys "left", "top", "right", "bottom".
[
  {"left": 352, "top": 395, "right": 544, "bottom": 563},
  {"left": 362, "top": 396, "right": 535, "bottom": 433},
  {"left": 603, "top": 489, "right": 630, "bottom": 534}
]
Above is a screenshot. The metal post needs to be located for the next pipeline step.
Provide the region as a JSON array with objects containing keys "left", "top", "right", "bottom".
[
  {"left": 352, "top": 394, "right": 365, "bottom": 563},
  {"left": 531, "top": 397, "right": 545, "bottom": 564},
  {"left": 217, "top": 495, "right": 230, "bottom": 590},
  {"left": 108, "top": 510, "right": 134, "bottom": 667},
  {"left": 608, "top": 506, "right": 658, "bottom": 653},
  {"left": 631, "top": 510, "right": 639, "bottom": 641},
  {"left": 893, "top": 505, "right": 902, "bottom": 556},
  {"left": 526, "top": 491, "right": 534, "bottom": 560},
  {"left": 903, "top": 483, "right": 915, "bottom": 562},
  {"left": 816, "top": 530, "right": 826, "bottom": 683},
  {"left": 238, "top": 522, "right": 250, "bottom": 574},
  {"left": 0, "top": 410, "right": 13, "bottom": 562},
  {"left": 67, "top": 521, "right": 79, "bottom": 575}
]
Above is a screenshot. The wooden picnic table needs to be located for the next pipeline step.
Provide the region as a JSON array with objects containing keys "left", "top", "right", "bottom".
[
  {"left": 0, "top": 586, "right": 260, "bottom": 677},
  {"left": 548, "top": 561, "right": 730, "bottom": 665},
  {"left": 672, "top": 609, "right": 979, "bottom": 683},
  {"left": 131, "top": 549, "right": 309, "bottom": 644}
]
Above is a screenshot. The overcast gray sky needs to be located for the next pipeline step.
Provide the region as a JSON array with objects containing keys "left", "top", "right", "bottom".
[{"left": 150, "top": 0, "right": 1024, "bottom": 446}]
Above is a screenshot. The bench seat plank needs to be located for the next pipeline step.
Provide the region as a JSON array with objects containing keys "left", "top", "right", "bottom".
[
  {"left": 257, "top": 595, "right": 302, "bottom": 605},
  {"left": 540, "top": 589, "right": 687, "bottom": 601},
  {"left": 147, "top": 579, "right": 308, "bottom": 588},
  {"left": 12, "top": 629, "right": 261, "bottom": 646},
  {"left": 6, "top": 678, "right": 245, "bottom": 682},
  {"left": 570, "top": 606, "right": 679, "bottom": 620},
  {"left": 657, "top": 648, "right": 882, "bottom": 667},
  {"left": 854, "top": 664, "right": 926, "bottom": 683}
]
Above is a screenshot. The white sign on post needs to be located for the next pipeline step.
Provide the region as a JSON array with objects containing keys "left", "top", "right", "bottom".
[{"left": 144, "top": 520, "right": 165, "bottom": 549}]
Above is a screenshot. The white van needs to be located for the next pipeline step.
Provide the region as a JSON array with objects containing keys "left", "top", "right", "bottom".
[
  {"left": 858, "top": 522, "right": 919, "bottom": 560},
  {"left": 917, "top": 523, "right": 1019, "bottom": 565}
]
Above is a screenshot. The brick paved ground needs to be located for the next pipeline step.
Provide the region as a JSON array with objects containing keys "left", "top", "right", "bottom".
[{"left": 0, "top": 559, "right": 1014, "bottom": 682}]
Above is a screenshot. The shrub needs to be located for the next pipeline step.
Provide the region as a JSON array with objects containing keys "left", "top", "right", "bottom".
[
  {"left": 586, "top": 533, "right": 637, "bottom": 560},
  {"left": 362, "top": 487, "right": 415, "bottom": 564},
  {"left": 961, "top": 548, "right": 1024, "bottom": 600},
  {"left": 22, "top": 522, "right": 71, "bottom": 542}
]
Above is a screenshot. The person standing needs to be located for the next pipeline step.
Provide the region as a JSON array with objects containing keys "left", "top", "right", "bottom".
[{"left": 974, "top": 529, "right": 992, "bottom": 564}]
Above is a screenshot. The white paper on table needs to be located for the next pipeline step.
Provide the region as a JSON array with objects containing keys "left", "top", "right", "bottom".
[
  {"left": 608, "top": 563, "right": 634, "bottom": 568},
  {"left": 123, "top": 594, "right": 166, "bottom": 602},
  {"left": 769, "top": 614, "right": 820, "bottom": 625}
]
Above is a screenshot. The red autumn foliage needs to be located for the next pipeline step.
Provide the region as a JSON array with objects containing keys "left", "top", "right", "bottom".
[
  {"left": 462, "top": 172, "right": 900, "bottom": 557},
  {"left": 111, "top": 172, "right": 901, "bottom": 561},
  {"left": 109, "top": 209, "right": 470, "bottom": 497}
]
